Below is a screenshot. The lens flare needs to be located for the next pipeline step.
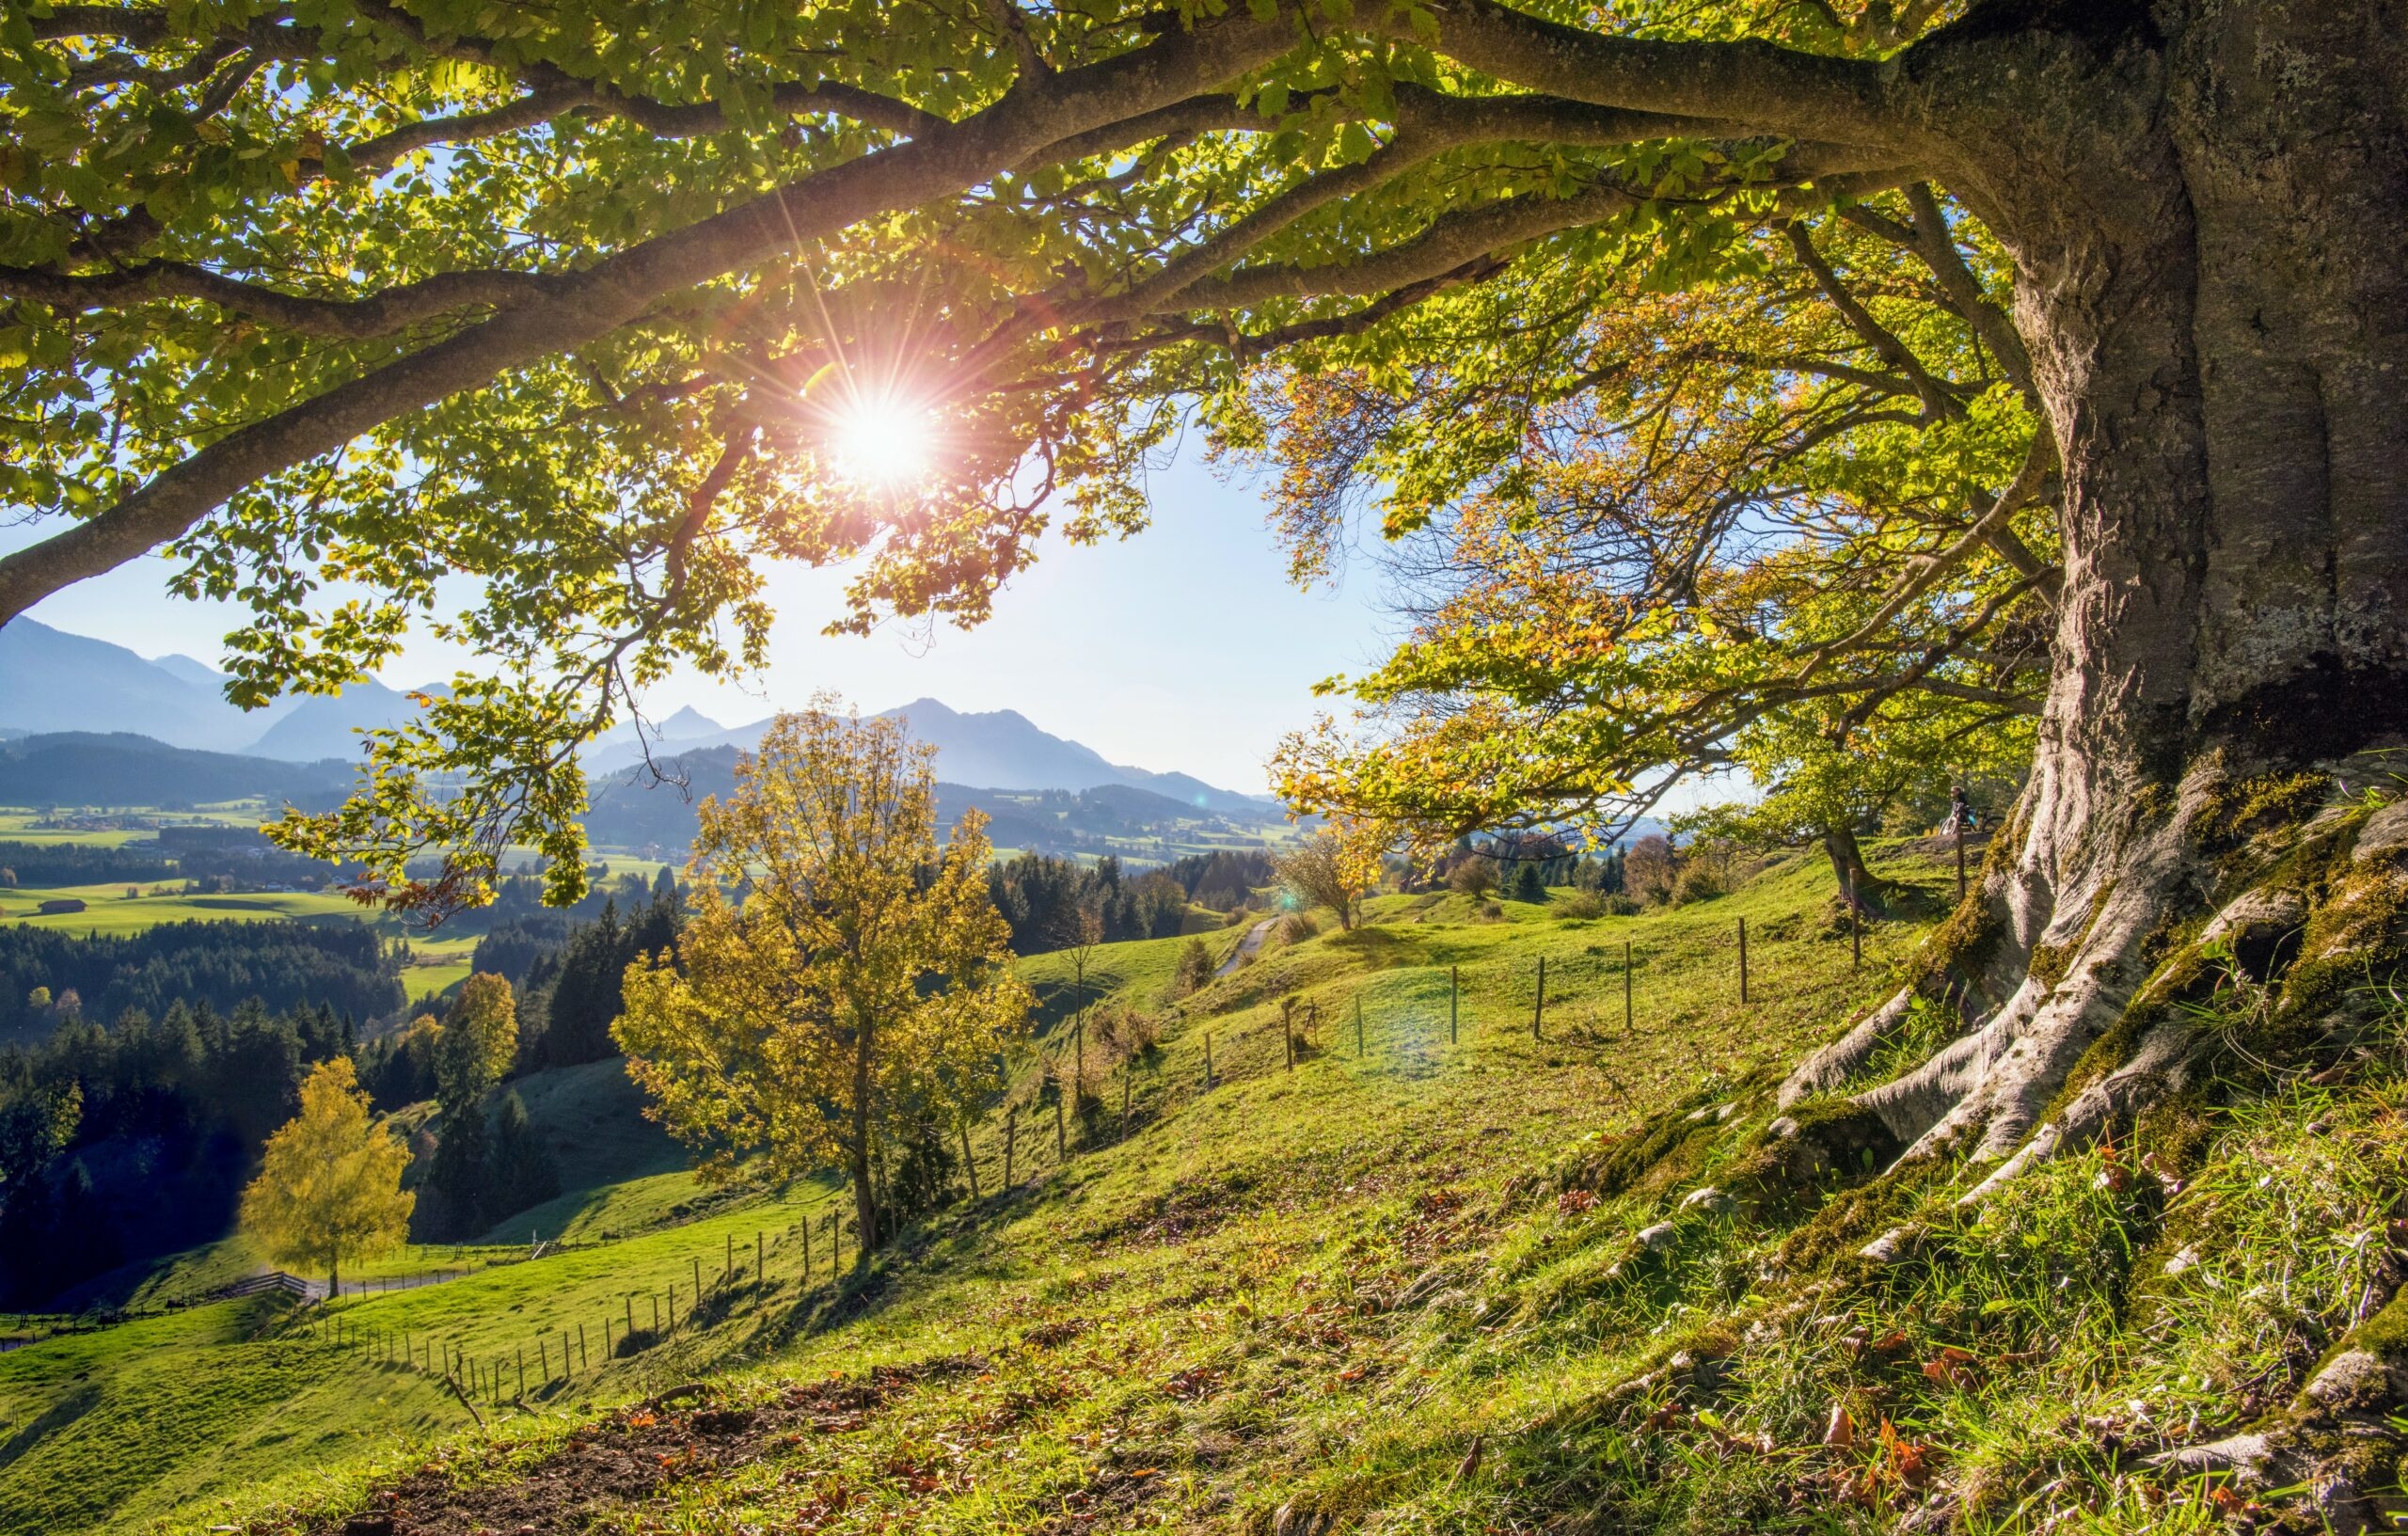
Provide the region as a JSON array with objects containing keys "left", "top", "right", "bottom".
[{"left": 826, "top": 390, "right": 935, "bottom": 488}]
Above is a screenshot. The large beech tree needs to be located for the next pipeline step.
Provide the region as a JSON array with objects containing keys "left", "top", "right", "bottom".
[{"left": 5, "top": 0, "right": 2405, "bottom": 1323}]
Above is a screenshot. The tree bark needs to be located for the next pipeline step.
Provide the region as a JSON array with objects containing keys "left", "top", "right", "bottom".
[
  {"left": 1820, "top": 827, "right": 1885, "bottom": 915},
  {"left": 848, "top": 1016, "right": 879, "bottom": 1272},
  {"left": 1784, "top": 0, "right": 2408, "bottom": 1164}
]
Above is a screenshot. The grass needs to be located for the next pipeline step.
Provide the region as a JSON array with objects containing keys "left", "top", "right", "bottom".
[
  {"left": 4, "top": 847, "right": 1925, "bottom": 1536},
  {"left": 24, "top": 841, "right": 2382, "bottom": 1536},
  {"left": 0, "top": 879, "right": 366, "bottom": 934}
]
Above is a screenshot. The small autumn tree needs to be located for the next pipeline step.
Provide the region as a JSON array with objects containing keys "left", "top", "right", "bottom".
[
  {"left": 238, "top": 1057, "right": 413, "bottom": 1297},
  {"left": 435, "top": 973, "right": 517, "bottom": 1111},
  {"left": 1276, "top": 821, "right": 1388, "bottom": 932},
  {"left": 616, "top": 705, "right": 1030, "bottom": 1264}
]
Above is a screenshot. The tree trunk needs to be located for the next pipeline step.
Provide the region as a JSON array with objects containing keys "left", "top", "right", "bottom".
[
  {"left": 848, "top": 1017, "right": 878, "bottom": 1271},
  {"left": 1786, "top": 0, "right": 2408, "bottom": 1166},
  {"left": 1820, "top": 827, "right": 1885, "bottom": 915}
]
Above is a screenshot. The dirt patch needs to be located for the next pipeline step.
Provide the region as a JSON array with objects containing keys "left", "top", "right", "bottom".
[
  {"left": 1037, "top": 1462, "right": 1175, "bottom": 1534},
  {"left": 1085, "top": 1175, "right": 1257, "bottom": 1248},
  {"left": 304, "top": 1357, "right": 984, "bottom": 1536}
]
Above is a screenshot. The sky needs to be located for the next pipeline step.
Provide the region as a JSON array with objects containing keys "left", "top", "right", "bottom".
[{"left": 7, "top": 450, "right": 1398, "bottom": 795}]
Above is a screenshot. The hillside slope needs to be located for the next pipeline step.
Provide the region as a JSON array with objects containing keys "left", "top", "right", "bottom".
[{"left": 9, "top": 839, "right": 2398, "bottom": 1535}]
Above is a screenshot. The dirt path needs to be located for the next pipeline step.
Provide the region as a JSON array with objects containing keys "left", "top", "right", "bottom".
[{"left": 1214, "top": 919, "right": 1274, "bottom": 978}]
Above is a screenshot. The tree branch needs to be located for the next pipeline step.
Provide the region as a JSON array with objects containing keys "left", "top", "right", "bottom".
[
  {"left": 1428, "top": 0, "right": 1911, "bottom": 150},
  {"left": 0, "top": 7, "right": 1301, "bottom": 627}
]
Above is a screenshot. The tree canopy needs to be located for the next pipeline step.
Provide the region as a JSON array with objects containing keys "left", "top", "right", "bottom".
[
  {"left": 237, "top": 1054, "right": 414, "bottom": 1293},
  {"left": 615, "top": 705, "right": 1029, "bottom": 1258},
  {"left": 1, "top": 0, "right": 2024, "bottom": 911}
]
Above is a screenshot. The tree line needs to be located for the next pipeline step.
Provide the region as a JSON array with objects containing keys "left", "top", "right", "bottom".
[
  {"left": 0, "top": 921, "right": 402, "bottom": 1040},
  {"left": 985, "top": 853, "right": 1190, "bottom": 956},
  {"left": 0, "top": 997, "right": 356, "bottom": 1306}
]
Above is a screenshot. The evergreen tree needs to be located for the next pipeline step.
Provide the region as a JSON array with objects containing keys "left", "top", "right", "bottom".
[
  {"left": 1511, "top": 863, "right": 1547, "bottom": 903},
  {"left": 422, "top": 1100, "right": 490, "bottom": 1242},
  {"left": 485, "top": 1092, "right": 560, "bottom": 1227}
]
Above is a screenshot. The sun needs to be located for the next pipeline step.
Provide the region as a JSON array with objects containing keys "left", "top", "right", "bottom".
[{"left": 825, "top": 389, "right": 935, "bottom": 489}]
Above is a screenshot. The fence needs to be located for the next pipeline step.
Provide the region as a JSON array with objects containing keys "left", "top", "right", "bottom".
[{"left": 301, "top": 1216, "right": 864, "bottom": 1416}]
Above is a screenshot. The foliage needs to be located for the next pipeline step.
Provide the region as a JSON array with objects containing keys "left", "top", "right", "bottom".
[
  {"left": 1447, "top": 855, "right": 1500, "bottom": 899},
  {"left": 0, "top": 0, "right": 2041, "bottom": 911},
  {"left": 237, "top": 1057, "right": 413, "bottom": 1291},
  {"left": 986, "top": 853, "right": 1185, "bottom": 956},
  {"left": 616, "top": 706, "right": 1030, "bottom": 1254},
  {"left": 1161, "top": 848, "right": 1280, "bottom": 911},
  {"left": 1509, "top": 863, "right": 1546, "bottom": 903},
  {"left": 0, "top": 920, "right": 400, "bottom": 1039},
  {"left": 1277, "top": 820, "right": 1389, "bottom": 931},
  {"left": 484, "top": 1091, "right": 561, "bottom": 1230},
  {"left": 434, "top": 973, "right": 516, "bottom": 1110},
  {"left": 1168, "top": 936, "right": 1216, "bottom": 1000},
  {"left": 0, "top": 996, "right": 355, "bottom": 1303},
  {"left": 1625, "top": 834, "right": 1679, "bottom": 907},
  {"left": 0, "top": 842, "right": 176, "bottom": 887},
  {"left": 1265, "top": 201, "right": 2051, "bottom": 858}
]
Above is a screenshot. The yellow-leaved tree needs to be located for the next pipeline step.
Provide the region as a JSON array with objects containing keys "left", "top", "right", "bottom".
[
  {"left": 1275, "top": 820, "right": 1392, "bottom": 932},
  {"left": 238, "top": 1057, "right": 414, "bottom": 1297},
  {"left": 616, "top": 705, "right": 1030, "bottom": 1266},
  {"left": 436, "top": 973, "right": 517, "bottom": 1110}
]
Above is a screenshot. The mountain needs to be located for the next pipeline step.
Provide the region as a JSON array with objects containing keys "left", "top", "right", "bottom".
[
  {"left": 149, "top": 653, "right": 232, "bottom": 691},
  {"left": 0, "top": 733, "right": 351, "bottom": 808},
  {"left": 245, "top": 678, "right": 440, "bottom": 761},
  {"left": 0, "top": 619, "right": 284, "bottom": 752},
  {"left": 591, "top": 697, "right": 1269, "bottom": 813}
]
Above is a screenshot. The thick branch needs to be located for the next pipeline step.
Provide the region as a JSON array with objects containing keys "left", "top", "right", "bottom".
[
  {"left": 0, "top": 8, "right": 1299, "bottom": 628},
  {"left": 0, "top": 261, "right": 560, "bottom": 339},
  {"left": 1429, "top": 0, "right": 1909, "bottom": 150}
]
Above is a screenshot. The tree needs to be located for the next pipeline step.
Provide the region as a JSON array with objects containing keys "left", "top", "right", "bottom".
[
  {"left": 436, "top": 973, "right": 517, "bottom": 1110},
  {"left": 1276, "top": 822, "right": 1388, "bottom": 931},
  {"left": 1624, "top": 837, "right": 1679, "bottom": 909},
  {"left": 1447, "top": 856, "right": 1499, "bottom": 902},
  {"left": 616, "top": 705, "right": 1030, "bottom": 1263},
  {"left": 1509, "top": 863, "right": 1546, "bottom": 904},
  {"left": 237, "top": 1057, "right": 413, "bottom": 1296},
  {"left": 6, "top": 3, "right": 2404, "bottom": 1284},
  {"left": 1168, "top": 937, "right": 1216, "bottom": 1000},
  {"left": 485, "top": 1092, "right": 560, "bottom": 1227},
  {"left": 421, "top": 1097, "right": 490, "bottom": 1242}
]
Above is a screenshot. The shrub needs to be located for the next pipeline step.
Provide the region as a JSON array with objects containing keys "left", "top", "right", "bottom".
[
  {"left": 1671, "top": 862, "right": 1729, "bottom": 905},
  {"left": 1601, "top": 893, "right": 1642, "bottom": 916},
  {"left": 1271, "top": 911, "right": 1320, "bottom": 947},
  {"left": 1167, "top": 937, "right": 1215, "bottom": 999},
  {"left": 1448, "top": 856, "right": 1500, "bottom": 899},
  {"left": 1625, "top": 835, "right": 1679, "bottom": 905},
  {"left": 1557, "top": 890, "right": 1606, "bottom": 920}
]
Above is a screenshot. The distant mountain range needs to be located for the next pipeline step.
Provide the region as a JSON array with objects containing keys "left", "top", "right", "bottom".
[{"left": 0, "top": 618, "right": 1272, "bottom": 809}]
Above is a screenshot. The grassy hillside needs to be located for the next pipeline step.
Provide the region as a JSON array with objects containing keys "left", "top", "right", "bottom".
[
  {"left": 0, "top": 846, "right": 1931, "bottom": 1535},
  {"left": 13, "top": 840, "right": 2387, "bottom": 1535}
]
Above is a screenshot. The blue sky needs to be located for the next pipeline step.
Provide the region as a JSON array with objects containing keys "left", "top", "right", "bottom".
[{"left": 7, "top": 451, "right": 1395, "bottom": 794}]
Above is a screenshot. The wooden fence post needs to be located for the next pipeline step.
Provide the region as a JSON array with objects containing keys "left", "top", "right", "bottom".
[
  {"left": 1282, "top": 997, "right": 1295, "bottom": 1070},
  {"left": 1450, "top": 966, "right": 1459, "bottom": 1044},
  {"left": 960, "top": 1122, "right": 980, "bottom": 1200},
  {"left": 626, "top": 1296, "right": 635, "bottom": 1339},
  {"left": 1624, "top": 941, "right": 1633, "bottom": 1034},
  {"left": 1355, "top": 994, "right": 1365, "bottom": 1057},
  {"left": 1204, "top": 1033, "right": 1213, "bottom": 1087},
  {"left": 603, "top": 1317, "right": 612, "bottom": 1355},
  {"left": 1003, "top": 1109, "right": 1016, "bottom": 1190},
  {"left": 1054, "top": 1089, "right": 1067, "bottom": 1160},
  {"left": 668, "top": 1283, "right": 677, "bottom": 1329},
  {"left": 515, "top": 1345, "right": 524, "bottom": 1399},
  {"left": 538, "top": 1337, "right": 548, "bottom": 1380},
  {"left": 693, "top": 1257, "right": 703, "bottom": 1299},
  {"left": 1532, "top": 957, "right": 1545, "bottom": 1041},
  {"left": 1737, "top": 917, "right": 1749, "bottom": 1004},
  {"left": 577, "top": 1323, "right": 586, "bottom": 1370}
]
